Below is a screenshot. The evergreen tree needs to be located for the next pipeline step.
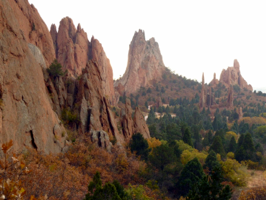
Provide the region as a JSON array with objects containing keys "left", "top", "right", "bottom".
[
  {"left": 177, "top": 158, "right": 205, "bottom": 196},
  {"left": 235, "top": 146, "right": 246, "bottom": 162},
  {"left": 187, "top": 166, "right": 232, "bottom": 200},
  {"left": 237, "top": 134, "right": 245, "bottom": 147},
  {"left": 204, "top": 150, "right": 220, "bottom": 173},
  {"left": 183, "top": 128, "right": 193, "bottom": 147},
  {"left": 243, "top": 133, "right": 255, "bottom": 160},
  {"left": 47, "top": 59, "right": 66, "bottom": 78},
  {"left": 209, "top": 136, "right": 226, "bottom": 158},
  {"left": 129, "top": 133, "right": 150, "bottom": 160},
  {"left": 85, "top": 172, "right": 122, "bottom": 200},
  {"left": 227, "top": 136, "right": 237, "bottom": 153}
]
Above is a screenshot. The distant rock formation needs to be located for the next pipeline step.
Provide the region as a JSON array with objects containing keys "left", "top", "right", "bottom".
[
  {"left": 238, "top": 107, "right": 243, "bottom": 120},
  {"left": 220, "top": 59, "right": 253, "bottom": 91},
  {"left": 0, "top": 0, "right": 66, "bottom": 154},
  {"left": 50, "top": 18, "right": 116, "bottom": 104},
  {"left": 209, "top": 73, "right": 219, "bottom": 86},
  {"left": 227, "top": 85, "right": 234, "bottom": 108},
  {"left": 115, "top": 30, "right": 166, "bottom": 94},
  {"left": 199, "top": 73, "right": 205, "bottom": 108}
]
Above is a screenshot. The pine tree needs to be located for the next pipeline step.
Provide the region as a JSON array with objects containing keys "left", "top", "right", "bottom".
[
  {"left": 177, "top": 157, "right": 205, "bottom": 196},
  {"left": 243, "top": 133, "right": 255, "bottom": 160},
  {"left": 209, "top": 136, "right": 226, "bottom": 158},
  {"left": 187, "top": 166, "right": 232, "bottom": 200},
  {"left": 183, "top": 128, "right": 193, "bottom": 147},
  {"left": 227, "top": 136, "right": 237, "bottom": 153},
  {"left": 204, "top": 150, "right": 220, "bottom": 173},
  {"left": 129, "top": 133, "right": 150, "bottom": 160}
]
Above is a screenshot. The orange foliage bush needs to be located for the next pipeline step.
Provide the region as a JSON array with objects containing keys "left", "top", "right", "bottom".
[{"left": 239, "top": 186, "right": 266, "bottom": 200}]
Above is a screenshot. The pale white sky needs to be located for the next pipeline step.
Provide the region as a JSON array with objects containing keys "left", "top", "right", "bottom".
[{"left": 29, "top": 0, "right": 266, "bottom": 92}]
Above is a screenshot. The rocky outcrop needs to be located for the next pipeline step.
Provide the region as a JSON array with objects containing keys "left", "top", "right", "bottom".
[
  {"left": 115, "top": 30, "right": 166, "bottom": 94},
  {"left": 51, "top": 18, "right": 116, "bottom": 104},
  {"left": 0, "top": 0, "right": 66, "bottom": 154},
  {"left": 220, "top": 59, "right": 253, "bottom": 91},
  {"left": 8, "top": 0, "right": 55, "bottom": 67},
  {"left": 121, "top": 99, "right": 134, "bottom": 140},
  {"left": 209, "top": 73, "right": 219, "bottom": 86},
  {"left": 133, "top": 107, "right": 150, "bottom": 139}
]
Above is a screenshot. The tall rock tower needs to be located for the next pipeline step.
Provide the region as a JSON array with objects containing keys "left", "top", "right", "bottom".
[
  {"left": 115, "top": 30, "right": 166, "bottom": 95},
  {"left": 199, "top": 73, "right": 205, "bottom": 108}
]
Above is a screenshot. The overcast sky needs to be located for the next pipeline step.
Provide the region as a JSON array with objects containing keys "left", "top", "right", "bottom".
[{"left": 28, "top": 0, "right": 266, "bottom": 92}]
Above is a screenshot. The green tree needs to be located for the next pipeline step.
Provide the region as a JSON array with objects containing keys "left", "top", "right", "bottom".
[
  {"left": 204, "top": 150, "right": 220, "bottom": 173},
  {"left": 227, "top": 136, "right": 237, "bottom": 153},
  {"left": 47, "top": 59, "right": 66, "bottom": 78},
  {"left": 183, "top": 128, "right": 193, "bottom": 147},
  {"left": 177, "top": 157, "right": 205, "bottom": 196},
  {"left": 209, "top": 136, "right": 226, "bottom": 158},
  {"left": 85, "top": 172, "right": 122, "bottom": 200},
  {"left": 187, "top": 166, "right": 232, "bottom": 200},
  {"left": 243, "top": 133, "right": 255, "bottom": 160},
  {"left": 129, "top": 133, "right": 150, "bottom": 160}
]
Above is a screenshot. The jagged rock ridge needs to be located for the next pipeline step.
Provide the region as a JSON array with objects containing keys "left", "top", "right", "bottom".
[
  {"left": 115, "top": 29, "right": 166, "bottom": 95},
  {"left": 50, "top": 18, "right": 116, "bottom": 104},
  {"left": 220, "top": 59, "right": 253, "bottom": 91}
]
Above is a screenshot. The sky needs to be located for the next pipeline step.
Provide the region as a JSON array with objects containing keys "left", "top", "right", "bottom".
[{"left": 28, "top": 0, "right": 266, "bottom": 92}]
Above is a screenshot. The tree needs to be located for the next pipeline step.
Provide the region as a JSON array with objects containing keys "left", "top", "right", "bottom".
[
  {"left": 187, "top": 166, "right": 232, "bottom": 200},
  {"left": 204, "top": 150, "right": 220, "bottom": 173},
  {"left": 129, "top": 133, "right": 150, "bottom": 160},
  {"left": 227, "top": 136, "right": 237, "bottom": 153},
  {"left": 209, "top": 136, "right": 226, "bottom": 158},
  {"left": 183, "top": 128, "right": 193, "bottom": 147},
  {"left": 47, "top": 59, "right": 66, "bottom": 78},
  {"left": 148, "top": 143, "right": 177, "bottom": 172},
  {"left": 177, "top": 157, "right": 205, "bottom": 196},
  {"left": 84, "top": 172, "right": 122, "bottom": 200},
  {"left": 243, "top": 133, "right": 255, "bottom": 160}
]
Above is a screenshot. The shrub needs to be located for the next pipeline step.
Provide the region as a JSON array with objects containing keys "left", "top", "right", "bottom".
[{"left": 47, "top": 59, "right": 66, "bottom": 78}]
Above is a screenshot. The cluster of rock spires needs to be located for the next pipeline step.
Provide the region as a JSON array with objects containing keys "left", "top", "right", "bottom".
[
  {"left": 0, "top": 0, "right": 150, "bottom": 155},
  {"left": 50, "top": 18, "right": 116, "bottom": 105},
  {"left": 114, "top": 30, "right": 166, "bottom": 95}
]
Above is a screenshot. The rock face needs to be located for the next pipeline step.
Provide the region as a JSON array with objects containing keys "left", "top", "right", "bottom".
[
  {"left": 50, "top": 18, "right": 116, "bottom": 104},
  {"left": 200, "top": 73, "right": 216, "bottom": 109},
  {"left": 8, "top": 0, "right": 55, "bottom": 67},
  {"left": 220, "top": 59, "right": 253, "bottom": 91},
  {"left": 115, "top": 30, "right": 166, "bottom": 94},
  {"left": 133, "top": 107, "right": 150, "bottom": 139},
  {"left": 0, "top": 0, "right": 66, "bottom": 154}
]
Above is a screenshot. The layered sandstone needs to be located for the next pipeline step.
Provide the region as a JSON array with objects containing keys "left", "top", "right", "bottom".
[
  {"left": 0, "top": 0, "right": 66, "bottom": 154},
  {"left": 220, "top": 59, "right": 253, "bottom": 91},
  {"left": 115, "top": 30, "right": 166, "bottom": 94},
  {"left": 50, "top": 18, "right": 116, "bottom": 104}
]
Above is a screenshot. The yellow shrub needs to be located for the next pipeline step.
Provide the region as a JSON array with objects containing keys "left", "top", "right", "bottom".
[
  {"left": 225, "top": 131, "right": 238, "bottom": 141},
  {"left": 221, "top": 158, "right": 249, "bottom": 186},
  {"left": 227, "top": 152, "right": 235, "bottom": 159},
  {"left": 147, "top": 138, "right": 161, "bottom": 154},
  {"left": 181, "top": 149, "right": 207, "bottom": 165}
]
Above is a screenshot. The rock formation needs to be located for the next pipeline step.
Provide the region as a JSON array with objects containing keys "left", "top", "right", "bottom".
[
  {"left": 227, "top": 85, "right": 234, "bottom": 108},
  {"left": 238, "top": 107, "right": 243, "bottom": 120},
  {"left": 133, "top": 107, "right": 150, "bottom": 139},
  {"left": 50, "top": 18, "right": 116, "bottom": 104},
  {"left": 220, "top": 59, "right": 253, "bottom": 91},
  {"left": 8, "top": 0, "right": 56, "bottom": 67},
  {"left": 209, "top": 73, "right": 219, "bottom": 86},
  {"left": 0, "top": 0, "right": 66, "bottom": 154},
  {"left": 115, "top": 30, "right": 166, "bottom": 94},
  {"left": 199, "top": 73, "right": 205, "bottom": 108}
]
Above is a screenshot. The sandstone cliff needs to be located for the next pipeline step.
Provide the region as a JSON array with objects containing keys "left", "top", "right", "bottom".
[
  {"left": 115, "top": 30, "right": 166, "bottom": 94},
  {"left": 0, "top": 0, "right": 66, "bottom": 154},
  {"left": 8, "top": 0, "right": 55, "bottom": 67},
  {"left": 50, "top": 18, "right": 116, "bottom": 104},
  {"left": 220, "top": 59, "right": 253, "bottom": 91}
]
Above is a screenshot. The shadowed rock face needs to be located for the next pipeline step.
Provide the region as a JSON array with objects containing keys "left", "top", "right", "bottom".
[
  {"left": 115, "top": 30, "right": 166, "bottom": 95},
  {"left": 220, "top": 59, "right": 253, "bottom": 91},
  {"left": 0, "top": 0, "right": 66, "bottom": 154},
  {"left": 50, "top": 18, "right": 116, "bottom": 104}
]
